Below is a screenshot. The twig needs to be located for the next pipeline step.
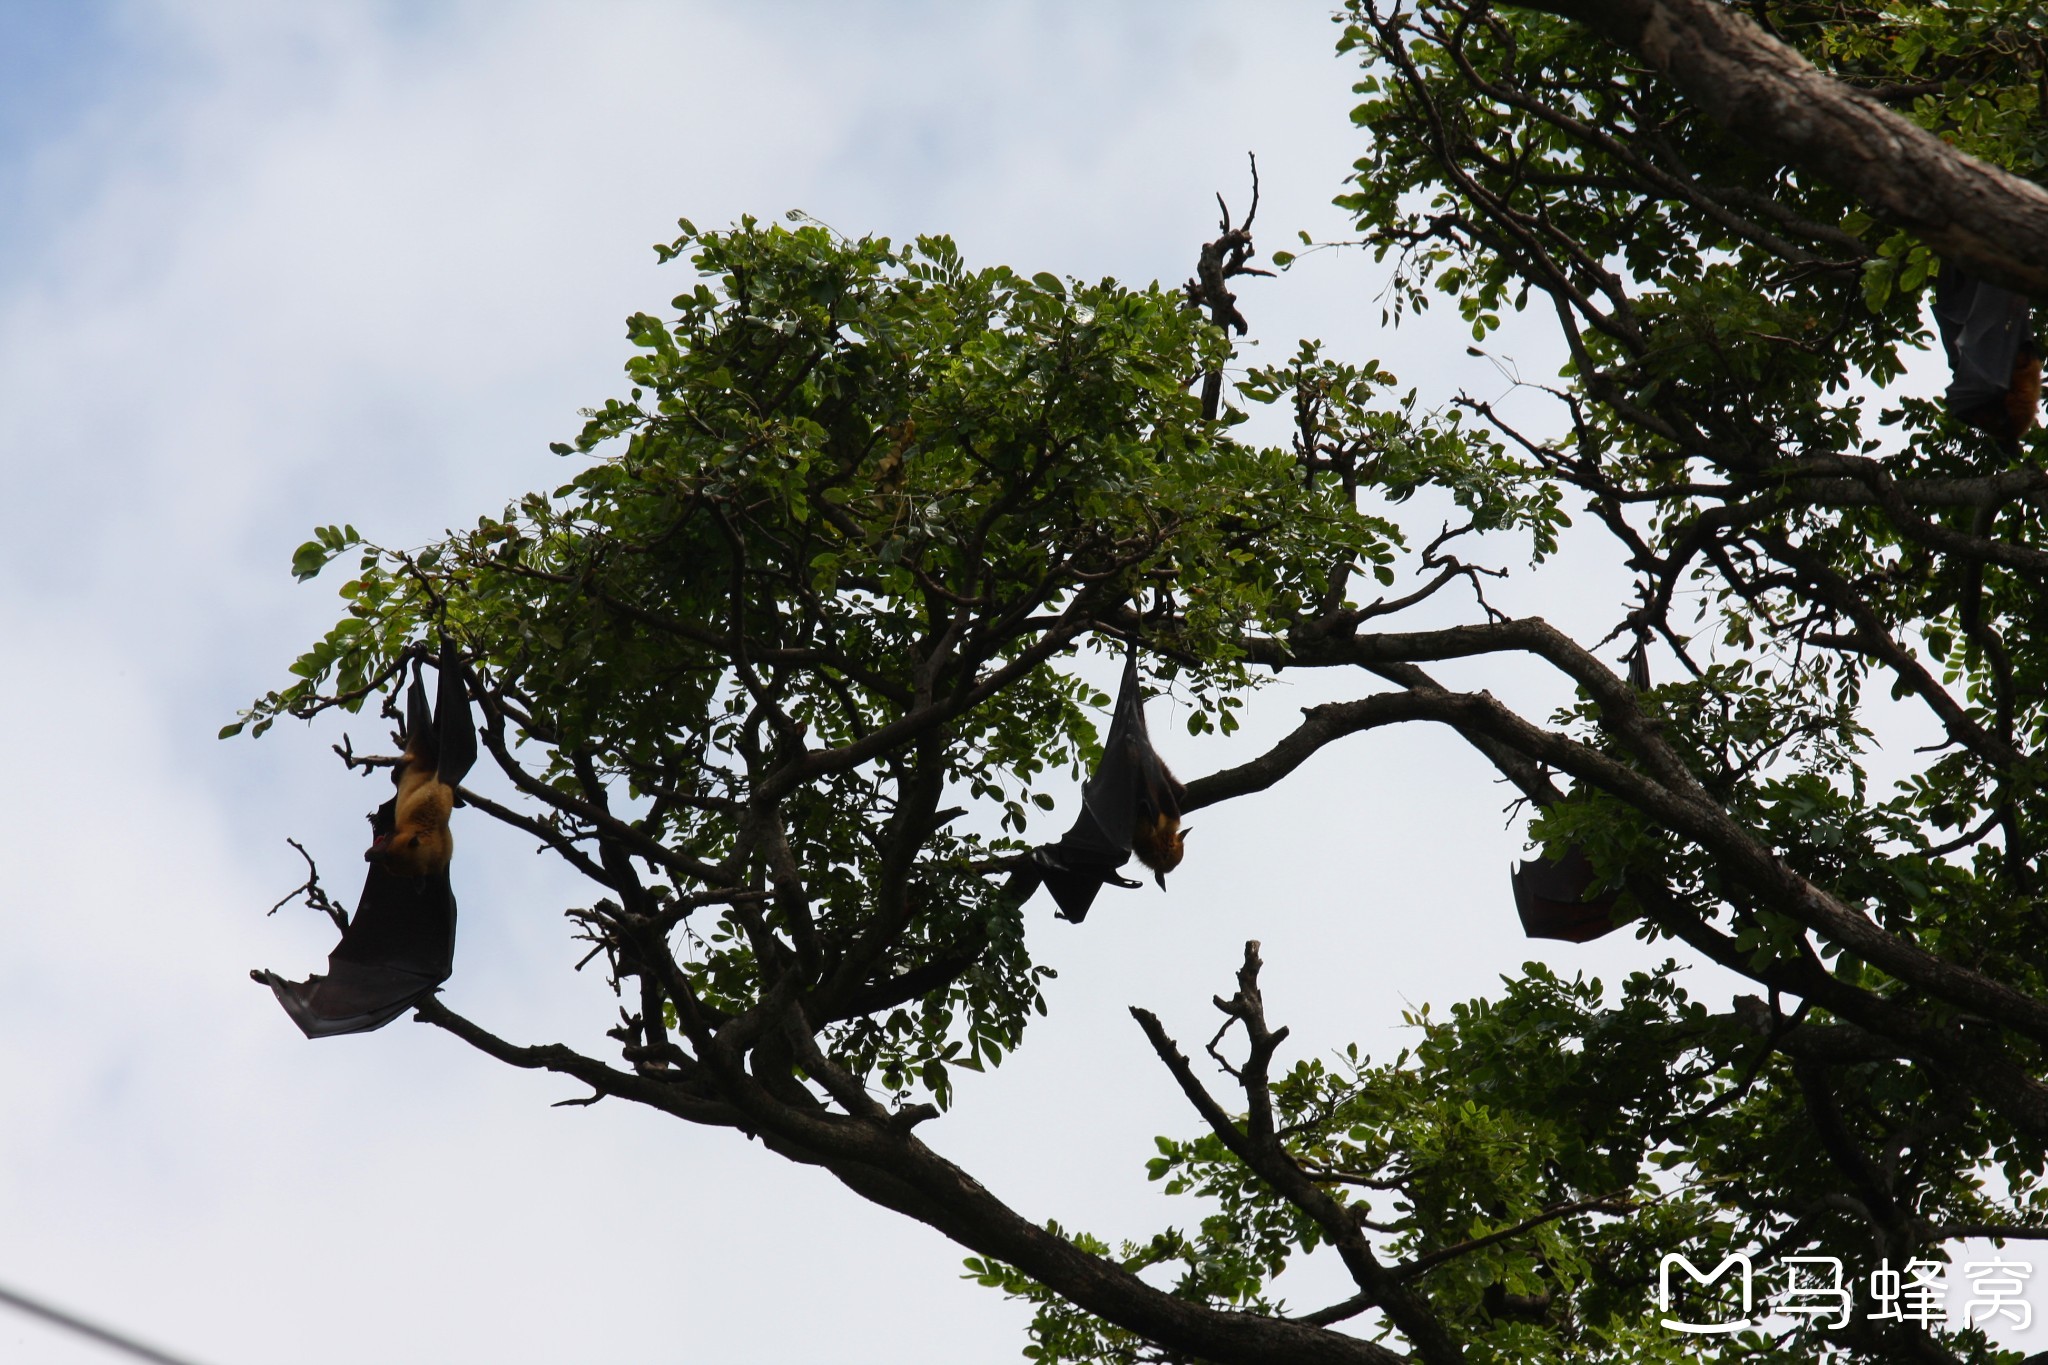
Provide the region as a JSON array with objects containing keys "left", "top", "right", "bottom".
[
  {"left": 1186, "top": 153, "right": 1276, "bottom": 421},
  {"left": 267, "top": 838, "right": 349, "bottom": 932},
  {"left": 1395, "top": 1192, "right": 1634, "bottom": 1279}
]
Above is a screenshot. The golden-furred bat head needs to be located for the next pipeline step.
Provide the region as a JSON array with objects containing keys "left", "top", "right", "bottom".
[{"left": 1132, "top": 812, "right": 1188, "bottom": 889}]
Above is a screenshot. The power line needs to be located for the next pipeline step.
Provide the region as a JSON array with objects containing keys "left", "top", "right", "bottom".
[{"left": 0, "top": 1280, "right": 207, "bottom": 1365}]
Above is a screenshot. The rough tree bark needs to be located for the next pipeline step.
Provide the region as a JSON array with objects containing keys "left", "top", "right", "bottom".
[{"left": 1511, "top": 0, "right": 2048, "bottom": 294}]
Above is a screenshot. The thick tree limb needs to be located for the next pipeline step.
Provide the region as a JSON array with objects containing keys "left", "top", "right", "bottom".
[
  {"left": 1230, "top": 617, "right": 2048, "bottom": 1046},
  {"left": 1183, "top": 692, "right": 1444, "bottom": 811},
  {"left": 1509, "top": 0, "right": 2048, "bottom": 294},
  {"left": 418, "top": 995, "right": 1412, "bottom": 1365}
]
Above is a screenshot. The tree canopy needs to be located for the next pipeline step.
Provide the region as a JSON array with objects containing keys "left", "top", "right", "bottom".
[{"left": 235, "top": 3, "right": 2048, "bottom": 1362}]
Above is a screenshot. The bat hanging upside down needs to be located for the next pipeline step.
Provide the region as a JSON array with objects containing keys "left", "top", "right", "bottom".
[
  {"left": 1933, "top": 262, "right": 2041, "bottom": 451},
  {"left": 1510, "top": 845, "right": 1620, "bottom": 944},
  {"left": 1026, "top": 644, "right": 1189, "bottom": 923},
  {"left": 253, "top": 634, "right": 478, "bottom": 1037}
]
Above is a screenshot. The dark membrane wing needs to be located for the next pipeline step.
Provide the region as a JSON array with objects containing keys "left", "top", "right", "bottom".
[
  {"left": 1107, "top": 648, "right": 1182, "bottom": 826},
  {"left": 1934, "top": 265, "right": 2036, "bottom": 440},
  {"left": 257, "top": 962, "right": 442, "bottom": 1039},
  {"left": 405, "top": 657, "right": 437, "bottom": 771},
  {"left": 1035, "top": 863, "right": 1108, "bottom": 923},
  {"left": 1511, "top": 847, "right": 1620, "bottom": 944},
  {"left": 1077, "top": 650, "right": 1147, "bottom": 858},
  {"left": 1131, "top": 741, "right": 1185, "bottom": 825},
  {"left": 1047, "top": 798, "right": 1129, "bottom": 865},
  {"left": 1032, "top": 811, "right": 1143, "bottom": 923},
  {"left": 254, "top": 863, "right": 457, "bottom": 1038},
  {"left": 330, "top": 863, "right": 456, "bottom": 978},
  {"left": 433, "top": 633, "right": 477, "bottom": 788},
  {"left": 397, "top": 635, "right": 477, "bottom": 787},
  {"left": 1032, "top": 864, "right": 1144, "bottom": 924}
]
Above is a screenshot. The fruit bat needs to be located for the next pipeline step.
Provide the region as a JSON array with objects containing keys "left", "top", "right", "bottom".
[
  {"left": 1030, "top": 646, "right": 1188, "bottom": 923},
  {"left": 1933, "top": 263, "right": 2040, "bottom": 451},
  {"left": 254, "top": 635, "right": 478, "bottom": 1037},
  {"left": 1624, "top": 638, "right": 1650, "bottom": 693},
  {"left": 1511, "top": 846, "right": 1619, "bottom": 944}
]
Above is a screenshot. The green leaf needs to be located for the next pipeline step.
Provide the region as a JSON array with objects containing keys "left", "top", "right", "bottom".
[{"left": 291, "top": 540, "right": 333, "bottom": 582}]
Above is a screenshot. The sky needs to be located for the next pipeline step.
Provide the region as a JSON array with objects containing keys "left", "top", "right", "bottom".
[{"left": 0, "top": 3, "right": 2021, "bottom": 1364}]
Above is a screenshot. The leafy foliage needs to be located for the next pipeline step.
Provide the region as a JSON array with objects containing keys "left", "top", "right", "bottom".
[
  {"left": 236, "top": 216, "right": 1461, "bottom": 1110},
  {"left": 984, "top": 961, "right": 2037, "bottom": 1363}
]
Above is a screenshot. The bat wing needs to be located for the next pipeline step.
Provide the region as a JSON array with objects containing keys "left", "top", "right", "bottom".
[
  {"left": 1108, "top": 648, "right": 1183, "bottom": 824},
  {"left": 401, "top": 635, "right": 479, "bottom": 788},
  {"left": 1132, "top": 741, "right": 1185, "bottom": 824},
  {"left": 1034, "top": 863, "right": 1108, "bottom": 923},
  {"left": 1076, "top": 649, "right": 1147, "bottom": 856},
  {"left": 1031, "top": 816, "right": 1143, "bottom": 923},
  {"left": 432, "top": 633, "right": 478, "bottom": 788},
  {"left": 405, "top": 655, "right": 436, "bottom": 767},
  {"left": 254, "top": 862, "right": 457, "bottom": 1038},
  {"left": 1511, "top": 847, "right": 1619, "bottom": 944},
  {"left": 1934, "top": 265, "right": 2036, "bottom": 441}
]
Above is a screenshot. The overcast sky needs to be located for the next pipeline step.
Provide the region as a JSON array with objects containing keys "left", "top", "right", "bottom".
[{"left": 0, "top": 4, "right": 2019, "bottom": 1364}]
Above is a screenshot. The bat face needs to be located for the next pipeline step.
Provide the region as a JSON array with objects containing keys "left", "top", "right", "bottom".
[
  {"left": 1132, "top": 812, "right": 1186, "bottom": 887},
  {"left": 364, "top": 796, "right": 398, "bottom": 857}
]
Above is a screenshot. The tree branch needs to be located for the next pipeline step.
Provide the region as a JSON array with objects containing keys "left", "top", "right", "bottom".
[{"left": 1508, "top": 0, "right": 2048, "bottom": 293}]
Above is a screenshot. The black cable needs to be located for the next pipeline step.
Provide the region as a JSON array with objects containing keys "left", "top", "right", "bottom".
[{"left": 0, "top": 1280, "right": 207, "bottom": 1365}]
